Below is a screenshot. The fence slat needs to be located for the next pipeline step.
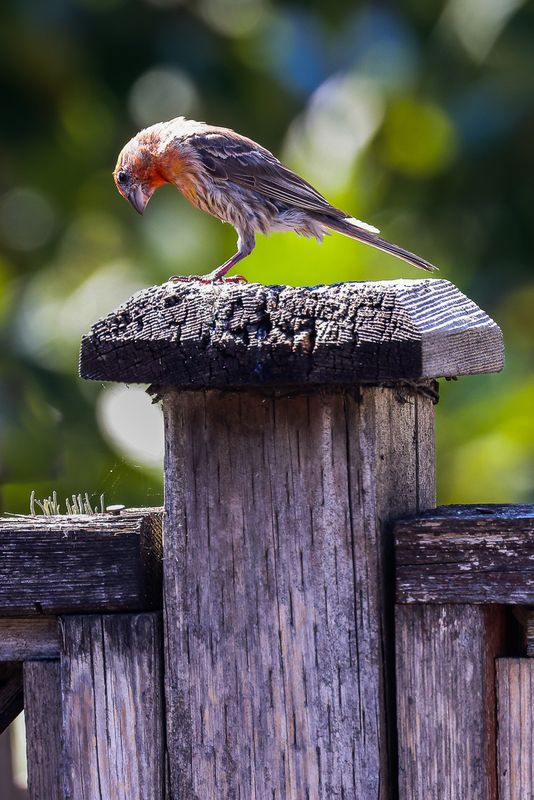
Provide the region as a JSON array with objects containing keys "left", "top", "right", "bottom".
[
  {"left": 24, "top": 661, "right": 62, "bottom": 799},
  {"left": 497, "top": 659, "right": 534, "bottom": 800},
  {"left": 60, "top": 613, "right": 164, "bottom": 800},
  {"left": 396, "top": 604, "right": 505, "bottom": 800}
]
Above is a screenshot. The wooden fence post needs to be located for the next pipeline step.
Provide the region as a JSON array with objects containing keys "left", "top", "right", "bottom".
[{"left": 81, "top": 278, "right": 503, "bottom": 799}]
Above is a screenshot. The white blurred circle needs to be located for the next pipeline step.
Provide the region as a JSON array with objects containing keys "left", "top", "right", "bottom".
[
  {"left": 284, "top": 73, "right": 384, "bottom": 191},
  {"left": 97, "top": 385, "right": 164, "bottom": 468},
  {"left": 129, "top": 67, "right": 198, "bottom": 129}
]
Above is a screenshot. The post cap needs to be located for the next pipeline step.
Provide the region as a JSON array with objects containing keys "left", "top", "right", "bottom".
[{"left": 79, "top": 278, "right": 504, "bottom": 388}]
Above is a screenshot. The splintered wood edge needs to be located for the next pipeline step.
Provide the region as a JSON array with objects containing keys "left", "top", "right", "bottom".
[{"left": 79, "top": 278, "right": 504, "bottom": 385}]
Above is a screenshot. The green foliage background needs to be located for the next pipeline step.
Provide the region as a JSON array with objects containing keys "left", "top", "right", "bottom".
[{"left": 1, "top": 0, "right": 533, "bottom": 512}]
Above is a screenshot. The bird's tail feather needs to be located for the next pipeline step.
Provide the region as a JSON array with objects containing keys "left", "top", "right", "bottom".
[{"left": 323, "top": 216, "right": 438, "bottom": 273}]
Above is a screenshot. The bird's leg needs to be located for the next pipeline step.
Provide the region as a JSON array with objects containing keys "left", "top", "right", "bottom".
[{"left": 169, "top": 231, "right": 255, "bottom": 284}]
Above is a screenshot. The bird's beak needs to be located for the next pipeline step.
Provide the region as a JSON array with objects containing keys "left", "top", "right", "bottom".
[{"left": 127, "top": 184, "right": 151, "bottom": 215}]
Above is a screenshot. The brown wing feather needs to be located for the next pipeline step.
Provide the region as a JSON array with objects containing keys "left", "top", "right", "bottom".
[{"left": 190, "top": 130, "right": 348, "bottom": 218}]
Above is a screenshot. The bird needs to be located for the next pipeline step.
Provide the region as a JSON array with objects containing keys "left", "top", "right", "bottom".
[{"left": 113, "top": 116, "right": 437, "bottom": 282}]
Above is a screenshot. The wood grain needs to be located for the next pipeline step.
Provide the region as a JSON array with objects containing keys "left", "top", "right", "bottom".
[
  {"left": 0, "top": 618, "right": 59, "bottom": 660},
  {"left": 0, "top": 663, "right": 23, "bottom": 736},
  {"left": 24, "top": 661, "right": 62, "bottom": 799},
  {"left": 79, "top": 279, "right": 503, "bottom": 386},
  {"left": 497, "top": 658, "right": 534, "bottom": 799},
  {"left": 395, "top": 504, "right": 534, "bottom": 603},
  {"left": 0, "top": 510, "right": 162, "bottom": 615},
  {"left": 60, "top": 613, "right": 164, "bottom": 800},
  {"left": 396, "top": 604, "right": 505, "bottom": 800},
  {"left": 163, "top": 385, "right": 435, "bottom": 800}
]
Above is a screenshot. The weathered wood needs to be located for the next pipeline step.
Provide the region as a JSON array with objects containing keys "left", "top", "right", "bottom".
[
  {"left": 163, "top": 385, "right": 435, "bottom": 800},
  {"left": 0, "top": 618, "right": 59, "bottom": 660},
  {"left": 0, "top": 662, "right": 23, "bottom": 735},
  {"left": 0, "top": 509, "right": 162, "bottom": 615},
  {"left": 513, "top": 608, "right": 534, "bottom": 656},
  {"left": 60, "top": 613, "right": 164, "bottom": 799},
  {"left": 79, "top": 279, "right": 503, "bottom": 386},
  {"left": 396, "top": 604, "right": 505, "bottom": 800},
  {"left": 395, "top": 504, "right": 534, "bottom": 603},
  {"left": 496, "top": 658, "right": 534, "bottom": 799},
  {"left": 24, "top": 661, "right": 62, "bottom": 799}
]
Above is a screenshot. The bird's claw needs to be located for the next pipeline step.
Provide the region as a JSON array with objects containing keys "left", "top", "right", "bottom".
[{"left": 218, "top": 274, "right": 247, "bottom": 283}]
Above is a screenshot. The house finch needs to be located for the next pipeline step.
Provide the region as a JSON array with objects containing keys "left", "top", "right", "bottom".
[{"left": 114, "top": 117, "right": 437, "bottom": 282}]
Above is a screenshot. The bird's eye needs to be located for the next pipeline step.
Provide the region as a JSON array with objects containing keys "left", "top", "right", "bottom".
[{"left": 117, "top": 170, "right": 128, "bottom": 185}]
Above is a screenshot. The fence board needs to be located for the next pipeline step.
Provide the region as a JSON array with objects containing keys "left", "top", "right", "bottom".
[
  {"left": 396, "top": 604, "right": 505, "bottom": 800},
  {"left": 0, "top": 510, "right": 162, "bottom": 615},
  {"left": 0, "top": 618, "right": 59, "bottom": 661},
  {"left": 24, "top": 661, "right": 62, "bottom": 799},
  {"left": 395, "top": 504, "right": 534, "bottom": 603},
  {"left": 60, "top": 613, "right": 164, "bottom": 800},
  {"left": 497, "top": 659, "right": 534, "bottom": 799}
]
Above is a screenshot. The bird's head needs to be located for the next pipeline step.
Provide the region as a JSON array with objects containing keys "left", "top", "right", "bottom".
[{"left": 113, "top": 135, "right": 166, "bottom": 215}]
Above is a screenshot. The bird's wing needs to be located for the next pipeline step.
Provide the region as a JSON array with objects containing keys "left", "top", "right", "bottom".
[{"left": 190, "top": 131, "right": 349, "bottom": 218}]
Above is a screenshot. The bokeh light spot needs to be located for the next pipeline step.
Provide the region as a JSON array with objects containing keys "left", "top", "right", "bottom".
[
  {"left": 0, "top": 188, "right": 56, "bottom": 251},
  {"left": 17, "top": 259, "right": 141, "bottom": 371},
  {"left": 60, "top": 90, "right": 116, "bottom": 150},
  {"left": 141, "top": 187, "right": 219, "bottom": 274},
  {"left": 198, "top": 0, "right": 270, "bottom": 37},
  {"left": 284, "top": 73, "right": 384, "bottom": 192},
  {"left": 443, "top": 0, "right": 526, "bottom": 61},
  {"left": 97, "top": 385, "right": 164, "bottom": 469},
  {"left": 129, "top": 67, "right": 198, "bottom": 129},
  {"left": 380, "top": 97, "right": 457, "bottom": 177}
]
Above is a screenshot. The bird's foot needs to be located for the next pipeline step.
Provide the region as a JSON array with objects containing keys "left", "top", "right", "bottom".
[{"left": 168, "top": 273, "right": 248, "bottom": 284}]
